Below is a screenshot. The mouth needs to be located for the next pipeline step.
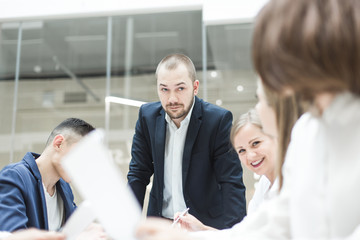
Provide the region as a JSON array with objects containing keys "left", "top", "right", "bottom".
[
  {"left": 250, "top": 157, "right": 264, "bottom": 168},
  {"left": 167, "top": 104, "right": 182, "bottom": 111}
]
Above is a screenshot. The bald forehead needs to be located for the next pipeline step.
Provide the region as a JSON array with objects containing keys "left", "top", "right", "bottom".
[{"left": 157, "top": 63, "right": 188, "bottom": 75}]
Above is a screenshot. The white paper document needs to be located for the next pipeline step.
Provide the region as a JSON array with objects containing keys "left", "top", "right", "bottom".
[
  {"left": 62, "top": 129, "right": 142, "bottom": 240},
  {"left": 61, "top": 200, "right": 96, "bottom": 240}
]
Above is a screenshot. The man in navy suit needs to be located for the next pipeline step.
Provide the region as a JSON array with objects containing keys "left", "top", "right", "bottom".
[{"left": 127, "top": 53, "right": 246, "bottom": 229}]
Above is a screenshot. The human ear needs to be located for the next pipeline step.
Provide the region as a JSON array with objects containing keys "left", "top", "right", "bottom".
[
  {"left": 193, "top": 80, "right": 200, "bottom": 95},
  {"left": 52, "top": 135, "right": 65, "bottom": 150}
]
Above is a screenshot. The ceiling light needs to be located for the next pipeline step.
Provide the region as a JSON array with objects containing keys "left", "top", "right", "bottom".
[
  {"left": 210, "top": 71, "right": 218, "bottom": 78},
  {"left": 33, "top": 65, "right": 42, "bottom": 73},
  {"left": 236, "top": 85, "right": 244, "bottom": 92},
  {"left": 215, "top": 99, "right": 222, "bottom": 106}
]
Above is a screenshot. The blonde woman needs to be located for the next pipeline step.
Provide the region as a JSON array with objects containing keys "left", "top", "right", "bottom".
[{"left": 173, "top": 109, "right": 279, "bottom": 232}]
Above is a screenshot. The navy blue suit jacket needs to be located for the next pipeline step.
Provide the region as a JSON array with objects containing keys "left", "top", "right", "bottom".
[
  {"left": 0, "top": 152, "right": 76, "bottom": 231},
  {"left": 128, "top": 96, "right": 246, "bottom": 229}
]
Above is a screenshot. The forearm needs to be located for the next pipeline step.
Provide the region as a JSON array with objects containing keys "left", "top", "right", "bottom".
[{"left": 0, "top": 176, "right": 29, "bottom": 231}]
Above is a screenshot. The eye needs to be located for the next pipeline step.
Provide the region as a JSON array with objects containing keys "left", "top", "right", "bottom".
[
  {"left": 161, "top": 88, "right": 168, "bottom": 92},
  {"left": 238, "top": 149, "right": 245, "bottom": 154},
  {"left": 178, "top": 87, "right": 184, "bottom": 91},
  {"left": 252, "top": 141, "right": 260, "bottom": 147}
]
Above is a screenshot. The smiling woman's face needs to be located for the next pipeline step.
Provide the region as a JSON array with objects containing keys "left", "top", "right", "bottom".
[
  {"left": 255, "top": 81, "right": 278, "bottom": 138},
  {"left": 233, "top": 123, "right": 276, "bottom": 180}
]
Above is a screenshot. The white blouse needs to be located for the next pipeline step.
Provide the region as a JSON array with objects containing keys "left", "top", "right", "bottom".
[
  {"left": 247, "top": 176, "right": 278, "bottom": 215},
  {"left": 192, "top": 92, "right": 360, "bottom": 239}
]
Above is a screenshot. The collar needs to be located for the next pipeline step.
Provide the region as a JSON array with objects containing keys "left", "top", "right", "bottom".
[{"left": 23, "top": 152, "right": 42, "bottom": 181}]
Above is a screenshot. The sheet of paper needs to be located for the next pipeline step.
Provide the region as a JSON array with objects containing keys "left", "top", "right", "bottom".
[
  {"left": 61, "top": 200, "right": 95, "bottom": 240},
  {"left": 62, "top": 129, "right": 142, "bottom": 240}
]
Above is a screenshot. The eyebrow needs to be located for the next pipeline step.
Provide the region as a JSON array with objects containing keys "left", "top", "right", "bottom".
[{"left": 159, "top": 82, "right": 186, "bottom": 87}]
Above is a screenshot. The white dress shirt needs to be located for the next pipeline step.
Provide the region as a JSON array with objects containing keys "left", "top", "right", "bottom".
[
  {"left": 162, "top": 99, "right": 195, "bottom": 219},
  {"left": 192, "top": 92, "right": 360, "bottom": 239}
]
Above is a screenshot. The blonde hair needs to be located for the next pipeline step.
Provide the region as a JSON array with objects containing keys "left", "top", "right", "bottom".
[{"left": 230, "top": 109, "right": 262, "bottom": 148}]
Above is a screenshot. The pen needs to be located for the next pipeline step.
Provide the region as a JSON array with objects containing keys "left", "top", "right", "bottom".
[{"left": 172, "top": 207, "right": 190, "bottom": 227}]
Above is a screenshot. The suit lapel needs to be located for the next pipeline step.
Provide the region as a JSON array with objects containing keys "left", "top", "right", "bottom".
[
  {"left": 56, "top": 181, "right": 72, "bottom": 220},
  {"left": 24, "top": 153, "right": 49, "bottom": 230},
  {"left": 182, "top": 97, "right": 202, "bottom": 186},
  {"left": 155, "top": 109, "right": 166, "bottom": 195}
]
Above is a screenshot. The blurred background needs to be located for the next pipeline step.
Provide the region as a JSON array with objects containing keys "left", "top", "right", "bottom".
[{"left": 0, "top": 0, "right": 268, "bottom": 212}]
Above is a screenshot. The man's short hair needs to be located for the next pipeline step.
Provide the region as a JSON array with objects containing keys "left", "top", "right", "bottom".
[
  {"left": 45, "top": 118, "right": 95, "bottom": 147},
  {"left": 155, "top": 53, "right": 197, "bottom": 82}
]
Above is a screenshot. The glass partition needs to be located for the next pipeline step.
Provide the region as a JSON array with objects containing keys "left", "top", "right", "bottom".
[
  {"left": 0, "top": 22, "right": 17, "bottom": 168},
  {"left": 206, "top": 22, "right": 258, "bottom": 205},
  {"left": 10, "top": 18, "right": 107, "bottom": 164}
]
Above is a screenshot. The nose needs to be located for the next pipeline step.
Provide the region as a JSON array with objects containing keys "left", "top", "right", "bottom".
[
  {"left": 246, "top": 150, "right": 257, "bottom": 161},
  {"left": 168, "top": 92, "right": 178, "bottom": 104}
]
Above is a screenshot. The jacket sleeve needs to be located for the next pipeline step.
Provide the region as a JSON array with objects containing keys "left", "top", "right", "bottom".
[
  {"left": 0, "top": 168, "right": 30, "bottom": 231},
  {"left": 127, "top": 106, "right": 154, "bottom": 208},
  {"left": 213, "top": 110, "right": 247, "bottom": 228}
]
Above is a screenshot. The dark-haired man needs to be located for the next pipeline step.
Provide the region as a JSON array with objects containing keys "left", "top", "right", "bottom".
[{"left": 0, "top": 118, "right": 95, "bottom": 232}]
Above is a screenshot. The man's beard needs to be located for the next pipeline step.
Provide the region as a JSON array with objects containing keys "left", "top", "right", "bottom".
[
  {"left": 165, "top": 97, "right": 194, "bottom": 120},
  {"left": 166, "top": 104, "right": 187, "bottom": 120}
]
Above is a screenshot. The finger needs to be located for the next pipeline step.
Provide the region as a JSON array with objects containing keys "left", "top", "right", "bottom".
[{"left": 173, "top": 212, "right": 181, "bottom": 221}]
